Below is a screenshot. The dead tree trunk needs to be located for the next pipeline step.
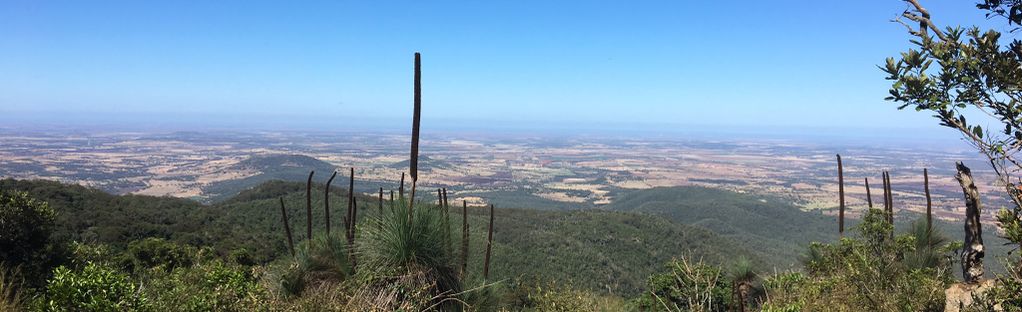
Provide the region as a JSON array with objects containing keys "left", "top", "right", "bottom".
[
  {"left": 325, "top": 171, "right": 337, "bottom": 235},
  {"left": 955, "top": 162, "right": 985, "bottom": 283},
  {"left": 837, "top": 154, "right": 845, "bottom": 237},
  {"left": 306, "top": 171, "right": 314, "bottom": 240},
  {"left": 484, "top": 203, "right": 494, "bottom": 280},
  {"left": 279, "top": 197, "right": 295, "bottom": 257},
  {"left": 461, "top": 200, "right": 469, "bottom": 277},
  {"left": 865, "top": 177, "right": 873, "bottom": 208}
]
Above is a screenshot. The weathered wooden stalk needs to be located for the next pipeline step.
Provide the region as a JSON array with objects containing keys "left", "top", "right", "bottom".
[
  {"left": 837, "top": 154, "right": 845, "bottom": 237},
  {"left": 887, "top": 171, "right": 894, "bottom": 223},
  {"left": 955, "top": 162, "right": 984, "bottom": 283},
  {"left": 865, "top": 177, "right": 873, "bottom": 208},
  {"left": 410, "top": 52, "right": 422, "bottom": 183},
  {"left": 461, "top": 200, "right": 469, "bottom": 276},
  {"left": 306, "top": 171, "right": 314, "bottom": 240},
  {"left": 924, "top": 168, "right": 932, "bottom": 233},
  {"left": 484, "top": 203, "right": 494, "bottom": 280},
  {"left": 325, "top": 171, "right": 337, "bottom": 235},
  {"left": 347, "top": 167, "right": 355, "bottom": 242},
  {"left": 279, "top": 197, "right": 295, "bottom": 257}
]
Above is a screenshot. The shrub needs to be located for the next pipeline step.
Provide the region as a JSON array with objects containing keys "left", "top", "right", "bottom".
[
  {"left": 0, "top": 264, "right": 23, "bottom": 312},
  {"left": 127, "top": 238, "right": 194, "bottom": 271},
  {"left": 763, "top": 210, "right": 953, "bottom": 311},
  {"left": 42, "top": 262, "right": 149, "bottom": 311},
  {"left": 267, "top": 233, "right": 350, "bottom": 297},
  {"left": 355, "top": 201, "right": 461, "bottom": 310},
  {"left": 0, "top": 191, "right": 63, "bottom": 284},
  {"left": 633, "top": 257, "right": 731, "bottom": 312},
  {"left": 145, "top": 260, "right": 266, "bottom": 312}
]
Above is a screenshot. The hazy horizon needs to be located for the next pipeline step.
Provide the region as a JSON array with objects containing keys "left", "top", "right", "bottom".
[{"left": 2, "top": 1, "right": 1015, "bottom": 135}]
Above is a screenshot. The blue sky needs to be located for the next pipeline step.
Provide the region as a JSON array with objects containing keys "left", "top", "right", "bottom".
[{"left": 0, "top": 1, "right": 1014, "bottom": 133}]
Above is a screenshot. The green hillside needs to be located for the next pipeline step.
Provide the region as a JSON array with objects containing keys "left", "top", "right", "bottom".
[
  {"left": 606, "top": 186, "right": 839, "bottom": 269},
  {"left": 0, "top": 178, "right": 758, "bottom": 296}
]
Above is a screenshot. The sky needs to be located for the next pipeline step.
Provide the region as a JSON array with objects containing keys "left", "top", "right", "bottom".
[{"left": 0, "top": 1, "right": 1017, "bottom": 135}]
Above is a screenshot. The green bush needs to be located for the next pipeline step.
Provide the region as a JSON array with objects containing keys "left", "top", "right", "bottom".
[
  {"left": 355, "top": 201, "right": 461, "bottom": 310},
  {"left": 0, "top": 264, "right": 23, "bottom": 312},
  {"left": 0, "top": 191, "right": 64, "bottom": 285},
  {"left": 632, "top": 257, "right": 731, "bottom": 312},
  {"left": 145, "top": 260, "right": 266, "bottom": 312},
  {"left": 42, "top": 262, "right": 149, "bottom": 312},
  {"left": 762, "top": 210, "right": 953, "bottom": 311},
  {"left": 127, "top": 238, "right": 194, "bottom": 272}
]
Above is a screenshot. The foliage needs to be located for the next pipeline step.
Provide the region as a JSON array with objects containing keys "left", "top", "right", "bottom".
[
  {"left": 355, "top": 200, "right": 461, "bottom": 310},
  {"left": 516, "top": 281, "right": 626, "bottom": 312},
  {"left": 763, "top": 210, "right": 953, "bottom": 311},
  {"left": 883, "top": 0, "right": 1022, "bottom": 268},
  {"left": 633, "top": 257, "right": 732, "bottom": 312},
  {"left": 41, "top": 262, "right": 149, "bottom": 312},
  {"left": 127, "top": 238, "right": 194, "bottom": 272},
  {"left": 0, "top": 264, "right": 23, "bottom": 312},
  {"left": 607, "top": 186, "right": 837, "bottom": 269},
  {"left": 0, "top": 190, "right": 63, "bottom": 285},
  {"left": 267, "top": 233, "right": 350, "bottom": 297},
  {"left": 144, "top": 260, "right": 266, "bottom": 312}
]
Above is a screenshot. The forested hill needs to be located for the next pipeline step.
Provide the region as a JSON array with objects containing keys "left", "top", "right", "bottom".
[
  {"left": 0, "top": 178, "right": 761, "bottom": 296},
  {"left": 606, "top": 186, "right": 838, "bottom": 269}
]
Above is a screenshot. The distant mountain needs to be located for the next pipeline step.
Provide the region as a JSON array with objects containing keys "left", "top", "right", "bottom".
[{"left": 201, "top": 154, "right": 337, "bottom": 202}]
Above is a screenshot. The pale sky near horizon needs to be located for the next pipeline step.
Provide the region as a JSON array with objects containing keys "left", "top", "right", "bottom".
[{"left": 1, "top": 1, "right": 1016, "bottom": 133}]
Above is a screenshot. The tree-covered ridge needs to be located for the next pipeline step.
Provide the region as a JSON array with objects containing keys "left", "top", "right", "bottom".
[
  {"left": 0, "top": 178, "right": 763, "bottom": 296},
  {"left": 607, "top": 186, "right": 838, "bottom": 269}
]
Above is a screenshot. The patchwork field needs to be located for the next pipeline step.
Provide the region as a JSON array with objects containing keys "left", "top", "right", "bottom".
[{"left": 0, "top": 129, "right": 1001, "bottom": 220}]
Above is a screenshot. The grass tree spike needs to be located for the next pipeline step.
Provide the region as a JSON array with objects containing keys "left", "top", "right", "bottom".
[
  {"left": 279, "top": 197, "right": 295, "bottom": 257},
  {"left": 399, "top": 172, "right": 405, "bottom": 198},
  {"left": 837, "top": 154, "right": 845, "bottom": 237},
  {"left": 347, "top": 167, "right": 355, "bottom": 241},
  {"left": 865, "top": 177, "right": 873, "bottom": 208},
  {"left": 325, "top": 171, "right": 337, "bottom": 235},
  {"left": 351, "top": 197, "right": 358, "bottom": 243},
  {"left": 924, "top": 168, "right": 932, "bottom": 234},
  {"left": 484, "top": 203, "right": 494, "bottom": 280},
  {"left": 409, "top": 180, "right": 418, "bottom": 223},
  {"left": 442, "top": 188, "right": 448, "bottom": 210},
  {"left": 886, "top": 171, "right": 894, "bottom": 225},
  {"left": 438, "top": 188, "right": 443, "bottom": 206},
  {"left": 379, "top": 187, "right": 383, "bottom": 215},
  {"left": 461, "top": 200, "right": 469, "bottom": 277},
  {"left": 410, "top": 52, "right": 422, "bottom": 182},
  {"left": 390, "top": 190, "right": 394, "bottom": 203},
  {"left": 306, "top": 171, "right": 314, "bottom": 240},
  {"left": 351, "top": 196, "right": 358, "bottom": 273}
]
